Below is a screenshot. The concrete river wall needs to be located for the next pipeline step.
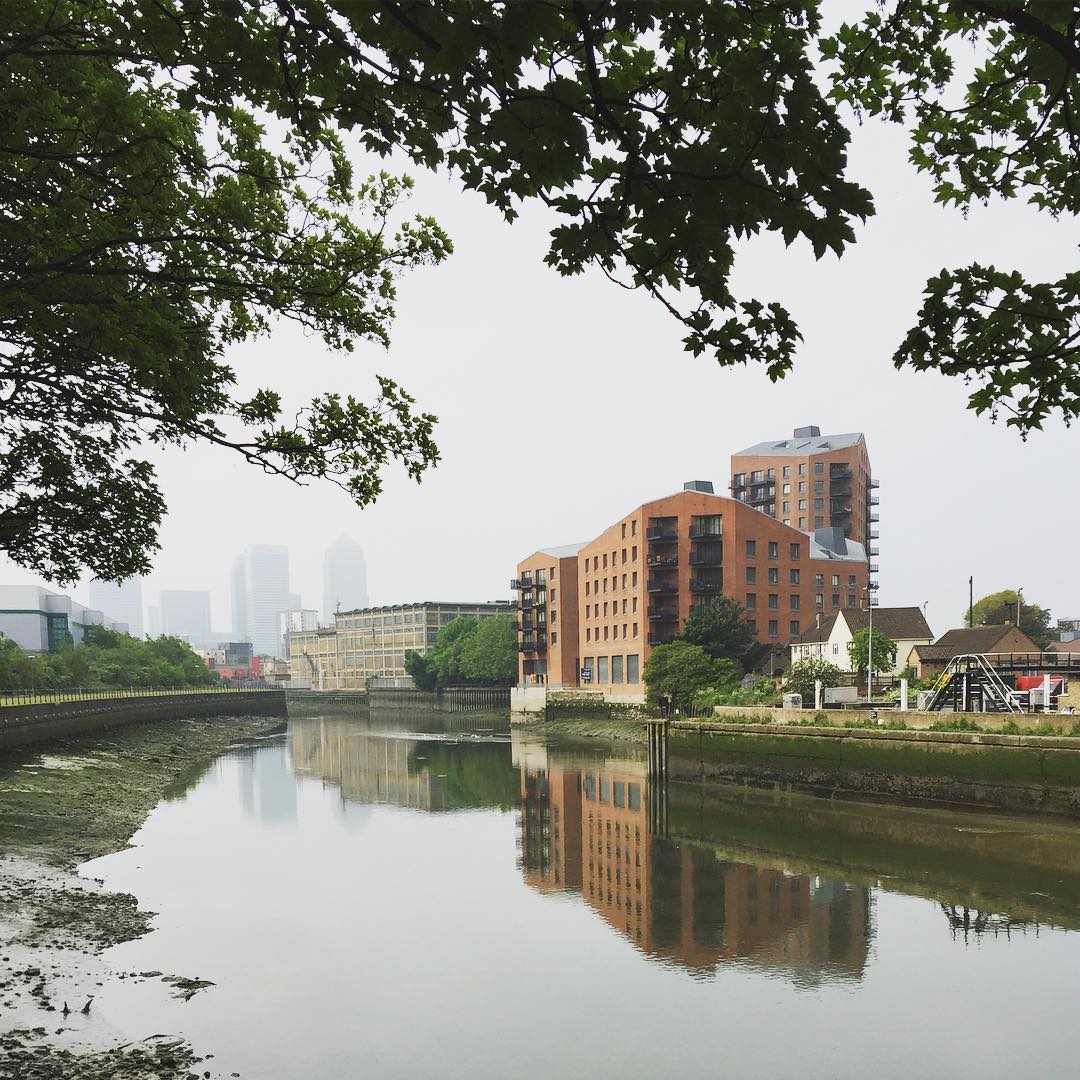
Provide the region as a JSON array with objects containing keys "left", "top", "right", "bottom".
[
  {"left": 0, "top": 690, "right": 288, "bottom": 751},
  {"left": 666, "top": 721, "right": 1080, "bottom": 817}
]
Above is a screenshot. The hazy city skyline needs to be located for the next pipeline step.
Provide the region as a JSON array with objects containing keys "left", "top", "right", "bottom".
[{"left": 0, "top": 86, "right": 1073, "bottom": 637}]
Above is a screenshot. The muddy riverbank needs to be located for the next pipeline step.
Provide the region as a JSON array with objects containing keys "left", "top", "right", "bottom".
[{"left": 0, "top": 714, "right": 284, "bottom": 1080}]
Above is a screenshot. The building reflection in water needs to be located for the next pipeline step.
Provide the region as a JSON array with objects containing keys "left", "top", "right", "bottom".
[
  {"left": 516, "top": 740, "right": 871, "bottom": 983},
  {"left": 287, "top": 715, "right": 519, "bottom": 815},
  {"left": 235, "top": 742, "right": 298, "bottom": 827}
]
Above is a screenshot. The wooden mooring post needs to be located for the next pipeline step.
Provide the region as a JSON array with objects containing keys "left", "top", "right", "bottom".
[{"left": 646, "top": 719, "right": 669, "bottom": 837}]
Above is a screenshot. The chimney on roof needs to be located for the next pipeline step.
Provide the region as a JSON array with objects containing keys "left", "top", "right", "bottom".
[
  {"left": 683, "top": 480, "right": 714, "bottom": 494},
  {"left": 794, "top": 425, "right": 821, "bottom": 438},
  {"left": 816, "top": 613, "right": 823, "bottom": 629}
]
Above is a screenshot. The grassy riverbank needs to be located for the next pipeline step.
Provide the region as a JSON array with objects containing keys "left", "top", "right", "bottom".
[
  {"left": 511, "top": 715, "right": 648, "bottom": 743},
  {"left": 0, "top": 713, "right": 284, "bottom": 1080}
]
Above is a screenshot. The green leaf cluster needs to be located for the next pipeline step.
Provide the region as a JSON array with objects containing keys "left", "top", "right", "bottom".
[
  {"left": 964, "top": 589, "right": 1053, "bottom": 649},
  {"left": 677, "top": 596, "right": 757, "bottom": 668},
  {"left": 847, "top": 627, "right": 899, "bottom": 677},
  {"left": 643, "top": 640, "right": 742, "bottom": 712},
  {"left": 0, "top": 625, "right": 220, "bottom": 692},
  {"left": 785, "top": 657, "right": 843, "bottom": 704},
  {"left": 404, "top": 615, "right": 517, "bottom": 689}
]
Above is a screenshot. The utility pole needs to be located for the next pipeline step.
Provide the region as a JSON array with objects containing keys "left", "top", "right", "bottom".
[
  {"left": 1016, "top": 587, "right": 1023, "bottom": 628},
  {"left": 868, "top": 588, "right": 873, "bottom": 705},
  {"left": 968, "top": 576, "right": 974, "bottom": 628}
]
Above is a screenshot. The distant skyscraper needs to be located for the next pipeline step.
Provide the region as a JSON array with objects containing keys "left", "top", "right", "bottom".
[
  {"left": 232, "top": 545, "right": 292, "bottom": 657},
  {"left": 159, "top": 590, "right": 212, "bottom": 644},
  {"left": 323, "top": 535, "right": 368, "bottom": 623},
  {"left": 147, "top": 605, "right": 162, "bottom": 638},
  {"left": 278, "top": 608, "right": 319, "bottom": 659},
  {"left": 88, "top": 578, "right": 144, "bottom": 638}
]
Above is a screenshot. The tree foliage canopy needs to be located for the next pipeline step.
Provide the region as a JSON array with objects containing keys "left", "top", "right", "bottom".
[
  {"left": 847, "top": 627, "right": 899, "bottom": 677},
  {"left": 0, "top": 625, "right": 219, "bottom": 691},
  {"left": 678, "top": 596, "right": 757, "bottom": 667},
  {"left": 643, "top": 640, "right": 741, "bottom": 711},
  {"left": 965, "top": 589, "right": 1053, "bottom": 648},
  {"left": 2, "top": 1, "right": 1076, "bottom": 582},
  {"left": 404, "top": 614, "right": 516, "bottom": 689},
  {"left": 786, "top": 656, "right": 842, "bottom": 703}
]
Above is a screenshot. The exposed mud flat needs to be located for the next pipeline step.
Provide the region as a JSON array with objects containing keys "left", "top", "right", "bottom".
[{"left": 0, "top": 715, "right": 284, "bottom": 1079}]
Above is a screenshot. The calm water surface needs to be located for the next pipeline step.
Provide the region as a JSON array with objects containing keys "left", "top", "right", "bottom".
[{"left": 84, "top": 712, "right": 1080, "bottom": 1079}]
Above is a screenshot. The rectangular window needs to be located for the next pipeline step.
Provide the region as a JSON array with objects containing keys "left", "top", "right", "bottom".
[
  {"left": 768, "top": 568, "right": 779, "bottom": 585},
  {"left": 551, "top": 588, "right": 557, "bottom": 603},
  {"left": 622, "top": 548, "right": 627, "bottom": 564},
  {"left": 814, "top": 498, "right": 824, "bottom": 510},
  {"left": 832, "top": 593, "right": 841, "bottom": 607},
  {"left": 551, "top": 609, "right": 557, "bottom": 624},
  {"left": 783, "top": 466, "right": 791, "bottom": 478},
  {"left": 603, "top": 553, "right": 608, "bottom": 569},
  {"left": 814, "top": 517, "right": 824, "bottom": 528},
  {"left": 627, "top": 654, "right": 640, "bottom": 683},
  {"left": 790, "top": 569, "right": 800, "bottom": 585},
  {"left": 622, "top": 624, "right": 628, "bottom": 639},
  {"left": 848, "top": 575, "right": 856, "bottom": 587},
  {"left": 815, "top": 480, "right": 824, "bottom": 493},
  {"left": 612, "top": 655, "right": 624, "bottom": 683},
  {"left": 632, "top": 597, "right": 638, "bottom": 613},
  {"left": 799, "top": 481, "right": 807, "bottom": 493},
  {"left": 767, "top": 468, "right": 775, "bottom": 480},
  {"left": 632, "top": 571, "right": 638, "bottom": 587},
  {"left": 612, "top": 576, "right": 617, "bottom": 590},
  {"left": 632, "top": 623, "right": 638, "bottom": 638},
  {"left": 752, "top": 470, "right": 764, "bottom": 482},
  {"left": 814, "top": 462, "right": 824, "bottom": 474},
  {"left": 790, "top": 543, "right": 801, "bottom": 559},
  {"left": 799, "top": 463, "right": 807, "bottom": 475},
  {"left": 848, "top": 593, "right": 857, "bottom": 607},
  {"left": 746, "top": 540, "right": 757, "bottom": 557},
  {"left": 799, "top": 517, "right": 807, "bottom": 528},
  {"left": 768, "top": 594, "right": 778, "bottom": 610},
  {"left": 597, "top": 656, "right": 609, "bottom": 683},
  {"left": 622, "top": 574, "right": 627, "bottom": 589},
  {"left": 791, "top": 594, "right": 800, "bottom": 610},
  {"left": 603, "top": 579, "right": 608, "bottom": 593},
  {"left": 622, "top": 523, "right": 627, "bottom": 539},
  {"left": 746, "top": 593, "right": 756, "bottom": 610},
  {"left": 551, "top": 566, "right": 556, "bottom": 581},
  {"left": 815, "top": 594, "right": 824, "bottom": 608},
  {"left": 746, "top": 566, "right": 757, "bottom": 584},
  {"left": 768, "top": 620, "right": 778, "bottom": 637},
  {"left": 586, "top": 627, "right": 591, "bottom": 642},
  {"left": 790, "top": 620, "right": 800, "bottom": 637},
  {"left": 603, "top": 602, "right": 608, "bottom": 616},
  {"left": 585, "top": 581, "right": 590, "bottom": 596},
  {"left": 632, "top": 545, "right": 638, "bottom": 560},
  {"left": 768, "top": 542, "right": 778, "bottom": 559},
  {"left": 593, "top": 556, "right": 599, "bottom": 572},
  {"left": 832, "top": 643, "right": 840, "bottom": 655},
  {"left": 815, "top": 573, "right": 824, "bottom": 587},
  {"left": 622, "top": 599, "right": 628, "bottom": 614},
  {"left": 551, "top": 631, "right": 558, "bottom": 644},
  {"left": 631, "top": 520, "right": 637, "bottom": 536},
  {"left": 799, "top": 499, "right": 807, "bottom": 511},
  {"left": 782, "top": 484, "right": 791, "bottom": 495},
  {"left": 603, "top": 626, "right": 609, "bottom": 641},
  {"left": 783, "top": 502, "right": 790, "bottom": 513},
  {"left": 832, "top": 575, "right": 840, "bottom": 587}
]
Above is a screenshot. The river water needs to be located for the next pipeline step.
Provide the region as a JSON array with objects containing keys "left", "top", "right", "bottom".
[{"left": 82, "top": 711, "right": 1080, "bottom": 1079}]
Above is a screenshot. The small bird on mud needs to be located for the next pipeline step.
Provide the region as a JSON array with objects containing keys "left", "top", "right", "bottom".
[
  {"left": 80, "top": 996, "right": 94, "bottom": 1014},
  {"left": 61, "top": 1001, "right": 70, "bottom": 1016}
]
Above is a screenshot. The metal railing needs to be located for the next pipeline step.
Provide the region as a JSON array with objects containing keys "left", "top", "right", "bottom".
[{"left": 0, "top": 685, "right": 279, "bottom": 708}]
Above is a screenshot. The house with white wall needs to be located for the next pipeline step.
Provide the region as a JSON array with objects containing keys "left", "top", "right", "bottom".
[{"left": 790, "top": 607, "right": 933, "bottom": 676}]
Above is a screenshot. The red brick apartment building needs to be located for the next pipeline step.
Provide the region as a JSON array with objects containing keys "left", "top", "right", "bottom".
[
  {"left": 730, "top": 425, "right": 879, "bottom": 563},
  {"left": 514, "top": 483, "right": 869, "bottom": 694}
]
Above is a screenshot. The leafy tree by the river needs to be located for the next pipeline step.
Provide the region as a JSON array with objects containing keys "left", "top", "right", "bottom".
[
  {"left": 847, "top": 628, "right": 898, "bottom": 678},
  {"left": 404, "top": 615, "right": 516, "bottom": 689},
  {"left": 678, "top": 597, "right": 757, "bottom": 668},
  {"left": 786, "top": 657, "right": 843, "bottom": 704},
  {"left": 0, "top": 625, "right": 219, "bottom": 692},
  {"left": 644, "top": 641, "right": 741, "bottom": 713},
  {"left": 965, "top": 590, "right": 1053, "bottom": 649},
  {"left": 1, "top": 3, "right": 1074, "bottom": 582}
]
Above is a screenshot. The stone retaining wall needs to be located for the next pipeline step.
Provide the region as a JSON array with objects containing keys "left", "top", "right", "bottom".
[
  {"left": 709, "top": 704, "right": 1077, "bottom": 732},
  {"left": 668, "top": 720, "right": 1080, "bottom": 817},
  {"left": 0, "top": 691, "right": 288, "bottom": 751}
]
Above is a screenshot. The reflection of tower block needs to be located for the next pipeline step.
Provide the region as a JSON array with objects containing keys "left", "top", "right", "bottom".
[{"left": 646, "top": 720, "right": 668, "bottom": 839}]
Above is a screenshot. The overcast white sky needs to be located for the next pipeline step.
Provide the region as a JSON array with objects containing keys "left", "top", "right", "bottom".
[{"left": 3, "top": 30, "right": 1076, "bottom": 638}]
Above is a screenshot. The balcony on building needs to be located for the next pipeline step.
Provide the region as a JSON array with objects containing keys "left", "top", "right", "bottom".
[
  {"left": 647, "top": 576, "right": 679, "bottom": 594},
  {"left": 830, "top": 504, "right": 852, "bottom": 517},
  {"left": 516, "top": 620, "right": 535, "bottom": 633},
  {"left": 870, "top": 478, "right": 880, "bottom": 489},
  {"left": 870, "top": 529, "right": 879, "bottom": 540},
  {"left": 869, "top": 496, "right": 880, "bottom": 506},
  {"left": 647, "top": 632, "right": 676, "bottom": 646},
  {"left": 517, "top": 636, "right": 547, "bottom": 653},
  {"left": 829, "top": 465, "right": 852, "bottom": 480},
  {"left": 510, "top": 577, "right": 533, "bottom": 591},
  {"left": 689, "top": 545, "right": 722, "bottom": 566},
  {"left": 689, "top": 578, "right": 723, "bottom": 594},
  {"left": 646, "top": 525, "right": 678, "bottom": 543},
  {"left": 646, "top": 553, "right": 679, "bottom": 569},
  {"left": 869, "top": 546, "right": 880, "bottom": 556},
  {"left": 647, "top": 606, "right": 678, "bottom": 622},
  {"left": 870, "top": 512, "right": 880, "bottom": 523},
  {"left": 869, "top": 563, "right": 879, "bottom": 573},
  {"left": 830, "top": 486, "right": 852, "bottom": 500}
]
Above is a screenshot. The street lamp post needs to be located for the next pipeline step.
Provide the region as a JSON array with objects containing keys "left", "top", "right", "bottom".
[
  {"left": 1016, "top": 587, "right": 1023, "bottom": 628},
  {"left": 864, "top": 583, "right": 877, "bottom": 704}
]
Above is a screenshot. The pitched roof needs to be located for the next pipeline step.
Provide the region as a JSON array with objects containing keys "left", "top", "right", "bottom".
[
  {"left": 911, "top": 624, "right": 1040, "bottom": 660},
  {"left": 792, "top": 614, "right": 840, "bottom": 645},
  {"left": 733, "top": 432, "right": 865, "bottom": 457},
  {"left": 840, "top": 606, "right": 933, "bottom": 641}
]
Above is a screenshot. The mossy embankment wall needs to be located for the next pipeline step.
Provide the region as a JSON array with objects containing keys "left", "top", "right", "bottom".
[
  {"left": 0, "top": 690, "right": 288, "bottom": 751},
  {"left": 668, "top": 720, "right": 1080, "bottom": 817}
]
